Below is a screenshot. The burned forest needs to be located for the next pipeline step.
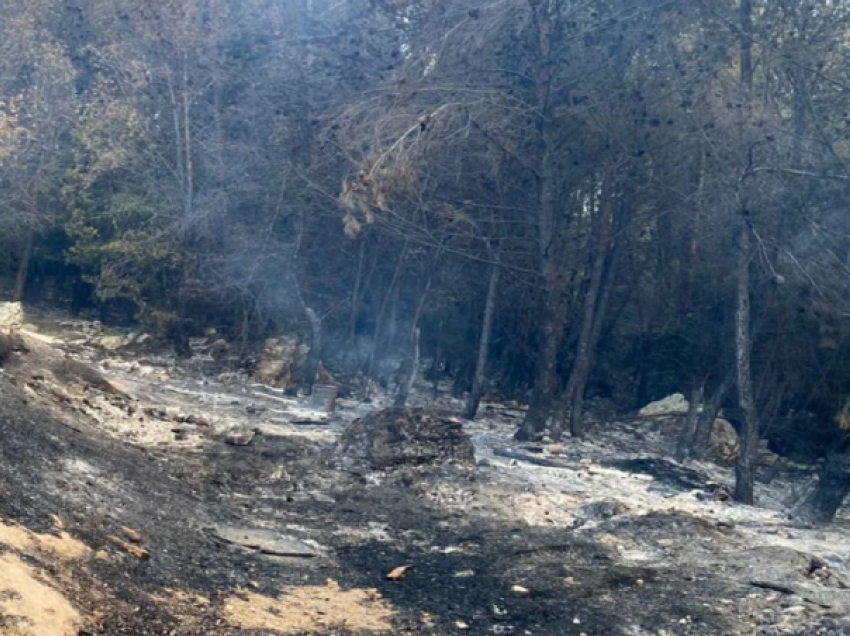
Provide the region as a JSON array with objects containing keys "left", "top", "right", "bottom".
[{"left": 3, "top": 1, "right": 850, "bottom": 635}]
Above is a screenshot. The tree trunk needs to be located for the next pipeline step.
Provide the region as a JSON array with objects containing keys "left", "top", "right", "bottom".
[
  {"left": 464, "top": 257, "right": 501, "bottom": 420},
  {"left": 300, "top": 306, "right": 322, "bottom": 395},
  {"left": 366, "top": 241, "right": 407, "bottom": 385},
  {"left": 182, "top": 52, "right": 194, "bottom": 217},
  {"left": 13, "top": 231, "right": 33, "bottom": 303},
  {"left": 562, "top": 190, "right": 617, "bottom": 440},
  {"left": 734, "top": 221, "right": 759, "bottom": 504},
  {"left": 734, "top": 0, "right": 759, "bottom": 506},
  {"left": 393, "top": 276, "right": 431, "bottom": 407},
  {"left": 689, "top": 368, "right": 735, "bottom": 459},
  {"left": 349, "top": 235, "right": 367, "bottom": 346},
  {"left": 393, "top": 327, "right": 420, "bottom": 408},
  {"left": 675, "top": 381, "right": 705, "bottom": 461},
  {"left": 517, "top": 1, "right": 565, "bottom": 442},
  {"left": 793, "top": 452, "right": 850, "bottom": 523},
  {"left": 431, "top": 318, "right": 443, "bottom": 400}
]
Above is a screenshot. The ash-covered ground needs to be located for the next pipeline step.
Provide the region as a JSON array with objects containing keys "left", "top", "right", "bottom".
[{"left": 1, "top": 310, "right": 850, "bottom": 636}]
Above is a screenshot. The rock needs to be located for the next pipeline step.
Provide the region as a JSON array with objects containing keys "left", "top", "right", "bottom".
[
  {"left": 212, "top": 526, "right": 318, "bottom": 557},
  {"left": 253, "top": 336, "right": 310, "bottom": 390},
  {"left": 225, "top": 427, "right": 256, "bottom": 446},
  {"left": 386, "top": 565, "right": 412, "bottom": 580},
  {"left": 709, "top": 418, "right": 740, "bottom": 462},
  {"left": 209, "top": 338, "right": 229, "bottom": 361},
  {"left": 638, "top": 393, "right": 689, "bottom": 417},
  {"left": 96, "top": 335, "right": 125, "bottom": 351},
  {"left": 0, "top": 303, "right": 24, "bottom": 334},
  {"left": 0, "top": 302, "right": 24, "bottom": 331},
  {"left": 334, "top": 408, "right": 476, "bottom": 472},
  {"left": 758, "top": 439, "right": 781, "bottom": 467},
  {"left": 183, "top": 414, "right": 210, "bottom": 427},
  {"left": 573, "top": 500, "right": 629, "bottom": 527},
  {"left": 165, "top": 407, "right": 185, "bottom": 421}
]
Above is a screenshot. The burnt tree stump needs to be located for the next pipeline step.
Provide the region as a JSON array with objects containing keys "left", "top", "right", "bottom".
[{"left": 793, "top": 452, "right": 850, "bottom": 523}]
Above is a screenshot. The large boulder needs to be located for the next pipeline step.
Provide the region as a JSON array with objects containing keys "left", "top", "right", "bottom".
[
  {"left": 253, "top": 336, "right": 310, "bottom": 390},
  {"left": 638, "top": 393, "right": 690, "bottom": 418},
  {"left": 335, "top": 408, "right": 475, "bottom": 473}
]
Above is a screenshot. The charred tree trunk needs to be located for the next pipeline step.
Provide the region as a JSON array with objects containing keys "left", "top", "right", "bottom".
[
  {"left": 13, "top": 231, "right": 33, "bottom": 303},
  {"left": 349, "top": 235, "right": 367, "bottom": 346},
  {"left": 793, "top": 452, "right": 850, "bottom": 523},
  {"left": 301, "top": 306, "right": 323, "bottom": 395},
  {"left": 733, "top": 0, "right": 759, "bottom": 506},
  {"left": 676, "top": 381, "right": 705, "bottom": 461},
  {"left": 691, "top": 369, "right": 736, "bottom": 457},
  {"left": 431, "top": 318, "right": 443, "bottom": 400},
  {"left": 464, "top": 257, "right": 501, "bottom": 420},
  {"left": 562, "top": 190, "right": 617, "bottom": 440},
  {"left": 366, "top": 241, "right": 407, "bottom": 386},
  {"left": 182, "top": 52, "right": 194, "bottom": 217},
  {"left": 393, "top": 276, "right": 431, "bottom": 407},
  {"left": 393, "top": 327, "right": 420, "bottom": 408},
  {"left": 518, "top": 3, "right": 565, "bottom": 442},
  {"left": 734, "top": 221, "right": 759, "bottom": 504}
]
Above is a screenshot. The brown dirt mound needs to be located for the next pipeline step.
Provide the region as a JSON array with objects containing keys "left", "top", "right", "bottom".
[{"left": 222, "top": 581, "right": 395, "bottom": 634}]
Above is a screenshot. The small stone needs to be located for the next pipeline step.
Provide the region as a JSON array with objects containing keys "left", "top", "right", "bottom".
[
  {"left": 120, "top": 526, "right": 143, "bottom": 544},
  {"left": 453, "top": 570, "right": 475, "bottom": 578},
  {"left": 225, "top": 428, "right": 256, "bottom": 446},
  {"left": 454, "top": 621, "right": 469, "bottom": 630},
  {"left": 546, "top": 444, "right": 566, "bottom": 456},
  {"left": 510, "top": 585, "right": 530, "bottom": 596}
]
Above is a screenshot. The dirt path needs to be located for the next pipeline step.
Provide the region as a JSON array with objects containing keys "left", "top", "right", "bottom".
[{"left": 0, "top": 317, "right": 849, "bottom": 635}]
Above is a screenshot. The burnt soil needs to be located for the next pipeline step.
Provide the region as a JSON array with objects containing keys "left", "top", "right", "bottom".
[
  {"left": 1, "top": 322, "right": 849, "bottom": 635},
  {"left": 0, "top": 384, "right": 728, "bottom": 636}
]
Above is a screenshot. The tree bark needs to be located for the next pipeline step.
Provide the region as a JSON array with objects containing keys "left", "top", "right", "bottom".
[
  {"left": 676, "top": 381, "right": 705, "bottom": 462},
  {"left": 562, "top": 189, "right": 617, "bottom": 440},
  {"left": 393, "top": 276, "right": 431, "bottom": 407},
  {"left": 182, "top": 52, "right": 194, "bottom": 217},
  {"left": 300, "top": 306, "right": 322, "bottom": 395},
  {"left": 734, "top": 221, "right": 759, "bottom": 504},
  {"left": 13, "top": 231, "right": 33, "bottom": 303},
  {"left": 793, "top": 452, "right": 850, "bottom": 524},
  {"left": 366, "top": 241, "right": 407, "bottom": 386},
  {"left": 518, "top": 0, "right": 566, "bottom": 441},
  {"left": 733, "top": 0, "right": 759, "bottom": 506},
  {"left": 690, "top": 367, "right": 735, "bottom": 459},
  {"left": 393, "top": 327, "right": 420, "bottom": 408},
  {"left": 464, "top": 257, "right": 501, "bottom": 420},
  {"left": 349, "top": 235, "right": 367, "bottom": 346}
]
